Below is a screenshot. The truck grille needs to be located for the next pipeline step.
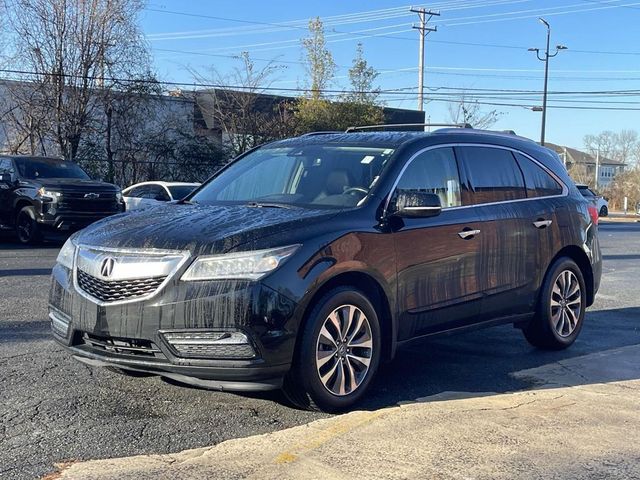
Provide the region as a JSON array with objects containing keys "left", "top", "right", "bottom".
[{"left": 77, "top": 269, "right": 165, "bottom": 302}]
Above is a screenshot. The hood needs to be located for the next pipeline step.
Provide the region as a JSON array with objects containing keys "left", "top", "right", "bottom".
[
  {"left": 76, "top": 203, "right": 339, "bottom": 255},
  {"left": 35, "top": 178, "right": 120, "bottom": 192}
]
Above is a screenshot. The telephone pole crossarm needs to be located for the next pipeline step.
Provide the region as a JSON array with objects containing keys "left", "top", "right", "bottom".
[{"left": 410, "top": 7, "right": 440, "bottom": 113}]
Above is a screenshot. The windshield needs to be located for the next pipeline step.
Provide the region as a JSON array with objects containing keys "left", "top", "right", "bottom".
[
  {"left": 168, "top": 185, "right": 199, "bottom": 200},
  {"left": 190, "top": 145, "right": 395, "bottom": 208},
  {"left": 15, "top": 158, "right": 90, "bottom": 180}
]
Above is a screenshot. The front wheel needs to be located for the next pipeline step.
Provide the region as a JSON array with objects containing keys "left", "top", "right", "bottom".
[
  {"left": 16, "top": 206, "right": 42, "bottom": 245},
  {"left": 523, "top": 257, "right": 586, "bottom": 350},
  {"left": 283, "top": 287, "right": 381, "bottom": 412}
]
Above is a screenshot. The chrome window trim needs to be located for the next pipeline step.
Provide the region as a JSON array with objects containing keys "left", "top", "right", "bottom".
[
  {"left": 72, "top": 244, "right": 192, "bottom": 307},
  {"left": 384, "top": 143, "right": 568, "bottom": 215}
]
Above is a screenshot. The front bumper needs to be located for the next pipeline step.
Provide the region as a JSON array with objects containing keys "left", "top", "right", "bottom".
[
  {"left": 49, "top": 263, "right": 298, "bottom": 391},
  {"left": 37, "top": 202, "right": 125, "bottom": 231}
]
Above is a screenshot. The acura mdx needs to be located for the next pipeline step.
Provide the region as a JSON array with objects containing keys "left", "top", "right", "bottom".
[{"left": 49, "top": 129, "right": 602, "bottom": 411}]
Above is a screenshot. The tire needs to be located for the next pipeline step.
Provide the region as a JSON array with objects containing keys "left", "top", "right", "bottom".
[
  {"left": 523, "top": 257, "right": 586, "bottom": 350},
  {"left": 106, "top": 366, "right": 156, "bottom": 377},
  {"left": 283, "top": 287, "right": 381, "bottom": 412},
  {"left": 15, "top": 206, "right": 42, "bottom": 245},
  {"left": 599, "top": 205, "right": 608, "bottom": 217}
]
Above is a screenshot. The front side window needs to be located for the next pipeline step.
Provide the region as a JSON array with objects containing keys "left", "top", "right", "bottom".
[
  {"left": 514, "top": 153, "right": 563, "bottom": 198},
  {"left": 168, "top": 185, "right": 198, "bottom": 200},
  {"left": 395, "top": 147, "right": 462, "bottom": 208},
  {"left": 15, "top": 158, "right": 90, "bottom": 180},
  {"left": 457, "top": 146, "right": 526, "bottom": 205},
  {"left": 191, "top": 145, "right": 395, "bottom": 209},
  {"left": 0, "top": 158, "right": 13, "bottom": 173}
]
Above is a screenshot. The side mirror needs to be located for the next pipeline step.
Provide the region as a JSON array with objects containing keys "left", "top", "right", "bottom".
[
  {"left": 394, "top": 190, "right": 442, "bottom": 218},
  {"left": 0, "top": 173, "right": 13, "bottom": 186}
]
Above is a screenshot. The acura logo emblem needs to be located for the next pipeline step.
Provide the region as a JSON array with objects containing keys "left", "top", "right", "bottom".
[
  {"left": 100, "top": 257, "right": 116, "bottom": 278},
  {"left": 84, "top": 193, "right": 99, "bottom": 199}
]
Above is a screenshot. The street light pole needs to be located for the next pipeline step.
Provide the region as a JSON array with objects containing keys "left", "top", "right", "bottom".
[{"left": 529, "top": 18, "right": 567, "bottom": 146}]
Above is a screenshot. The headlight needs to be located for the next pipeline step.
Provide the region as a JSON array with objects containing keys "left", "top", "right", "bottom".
[
  {"left": 37, "top": 187, "right": 61, "bottom": 201},
  {"left": 181, "top": 245, "right": 300, "bottom": 281},
  {"left": 115, "top": 191, "right": 123, "bottom": 202},
  {"left": 56, "top": 236, "right": 77, "bottom": 270}
]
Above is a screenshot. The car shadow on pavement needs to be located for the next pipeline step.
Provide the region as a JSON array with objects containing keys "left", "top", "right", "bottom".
[{"left": 356, "top": 305, "right": 640, "bottom": 411}]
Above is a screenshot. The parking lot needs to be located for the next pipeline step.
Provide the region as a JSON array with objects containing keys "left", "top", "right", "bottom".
[{"left": 1, "top": 220, "right": 639, "bottom": 480}]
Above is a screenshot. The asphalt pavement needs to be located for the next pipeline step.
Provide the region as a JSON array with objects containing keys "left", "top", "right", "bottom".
[{"left": 1, "top": 221, "right": 639, "bottom": 479}]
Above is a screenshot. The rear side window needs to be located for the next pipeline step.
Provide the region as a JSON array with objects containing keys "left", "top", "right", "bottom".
[
  {"left": 514, "top": 153, "right": 563, "bottom": 198},
  {"left": 395, "top": 147, "right": 461, "bottom": 208},
  {"left": 456, "top": 146, "right": 526, "bottom": 205}
]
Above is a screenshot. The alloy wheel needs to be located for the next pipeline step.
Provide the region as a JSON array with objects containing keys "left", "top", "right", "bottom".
[
  {"left": 17, "top": 213, "right": 33, "bottom": 243},
  {"left": 315, "top": 304, "right": 373, "bottom": 396},
  {"left": 550, "top": 270, "right": 582, "bottom": 337}
]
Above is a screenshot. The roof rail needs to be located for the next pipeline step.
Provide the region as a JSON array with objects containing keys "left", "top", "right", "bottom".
[
  {"left": 345, "top": 123, "right": 473, "bottom": 133},
  {"left": 300, "top": 131, "right": 343, "bottom": 137}
]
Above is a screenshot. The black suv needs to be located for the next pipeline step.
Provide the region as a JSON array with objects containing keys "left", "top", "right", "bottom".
[
  {"left": 0, "top": 156, "right": 125, "bottom": 244},
  {"left": 49, "top": 129, "right": 602, "bottom": 411}
]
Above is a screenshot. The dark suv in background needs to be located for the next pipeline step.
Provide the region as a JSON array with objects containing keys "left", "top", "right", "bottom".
[
  {"left": 0, "top": 156, "right": 125, "bottom": 244},
  {"left": 49, "top": 128, "right": 602, "bottom": 411}
]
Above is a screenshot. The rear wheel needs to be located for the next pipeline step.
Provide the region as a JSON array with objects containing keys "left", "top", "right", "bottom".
[
  {"left": 523, "top": 257, "right": 586, "bottom": 350},
  {"left": 283, "top": 287, "right": 381, "bottom": 412},
  {"left": 599, "top": 205, "right": 608, "bottom": 217},
  {"left": 15, "top": 206, "right": 42, "bottom": 245}
]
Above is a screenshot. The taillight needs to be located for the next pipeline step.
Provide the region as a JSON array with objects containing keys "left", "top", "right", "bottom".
[{"left": 587, "top": 205, "right": 599, "bottom": 225}]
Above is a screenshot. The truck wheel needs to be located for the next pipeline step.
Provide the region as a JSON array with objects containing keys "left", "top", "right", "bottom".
[
  {"left": 16, "top": 206, "right": 42, "bottom": 245},
  {"left": 523, "top": 257, "right": 586, "bottom": 350},
  {"left": 282, "top": 287, "right": 381, "bottom": 412}
]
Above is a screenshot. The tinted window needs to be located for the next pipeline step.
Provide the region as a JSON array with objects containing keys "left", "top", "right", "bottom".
[
  {"left": 457, "top": 147, "right": 526, "bottom": 205},
  {"left": 514, "top": 153, "right": 563, "bottom": 198},
  {"left": 143, "top": 185, "right": 170, "bottom": 201},
  {"left": 126, "top": 186, "right": 146, "bottom": 198},
  {"left": 0, "top": 158, "right": 13, "bottom": 172},
  {"left": 168, "top": 185, "right": 198, "bottom": 200},
  {"left": 15, "top": 158, "right": 90, "bottom": 180},
  {"left": 395, "top": 147, "right": 461, "bottom": 208}
]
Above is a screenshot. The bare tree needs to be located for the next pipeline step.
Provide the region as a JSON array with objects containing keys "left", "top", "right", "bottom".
[
  {"left": 193, "top": 52, "right": 293, "bottom": 158},
  {"left": 2, "top": 0, "right": 150, "bottom": 160},
  {"left": 584, "top": 130, "right": 639, "bottom": 166},
  {"left": 447, "top": 92, "right": 501, "bottom": 129}
]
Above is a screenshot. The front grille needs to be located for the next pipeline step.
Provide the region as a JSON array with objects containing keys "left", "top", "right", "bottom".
[
  {"left": 77, "top": 269, "right": 165, "bottom": 302},
  {"left": 80, "top": 332, "right": 164, "bottom": 358},
  {"left": 58, "top": 198, "right": 119, "bottom": 213}
]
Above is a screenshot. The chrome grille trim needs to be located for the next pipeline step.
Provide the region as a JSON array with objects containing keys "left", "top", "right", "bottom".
[
  {"left": 73, "top": 244, "right": 191, "bottom": 306},
  {"left": 77, "top": 269, "right": 165, "bottom": 302}
]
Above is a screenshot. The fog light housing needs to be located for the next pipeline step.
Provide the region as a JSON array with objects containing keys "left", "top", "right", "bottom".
[
  {"left": 161, "top": 330, "right": 256, "bottom": 359},
  {"left": 49, "top": 308, "right": 71, "bottom": 338}
]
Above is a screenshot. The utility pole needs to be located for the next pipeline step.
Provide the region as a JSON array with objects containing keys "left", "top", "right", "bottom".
[
  {"left": 411, "top": 7, "right": 439, "bottom": 113},
  {"left": 595, "top": 146, "right": 600, "bottom": 190},
  {"left": 529, "top": 17, "right": 567, "bottom": 146}
]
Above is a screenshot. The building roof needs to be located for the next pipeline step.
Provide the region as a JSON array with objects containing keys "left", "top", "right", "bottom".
[
  {"left": 545, "top": 142, "right": 625, "bottom": 166},
  {"left": 193, "top": 89, "right": 425, "bottom": 131}
]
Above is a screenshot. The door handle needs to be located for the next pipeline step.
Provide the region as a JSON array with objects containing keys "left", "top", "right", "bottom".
[
  {"left": 533, "top": 219, "right": 553, "bottom": 229},
  {"left": 458, "top": 229, "right": 481, "bottom": 239}
]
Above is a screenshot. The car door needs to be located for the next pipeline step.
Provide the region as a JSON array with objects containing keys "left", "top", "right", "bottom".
[
  {"left": 392, "top": 146, "right": 486, "bottom": 339},
  {"left": 455, "top": 145, "right": 530, "bottom": 319},
  {"left": 123, "top": 185, "right": 146, "bottom": 210}
]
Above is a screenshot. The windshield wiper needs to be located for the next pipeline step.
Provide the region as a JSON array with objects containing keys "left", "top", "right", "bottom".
[{"left": 245, "top": 201, "right": 295, "bottom": 209}]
